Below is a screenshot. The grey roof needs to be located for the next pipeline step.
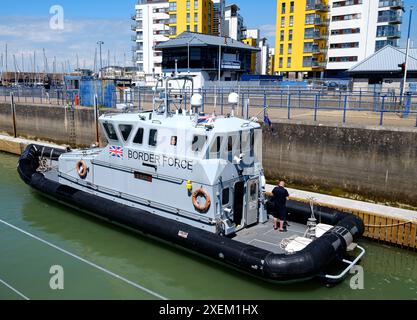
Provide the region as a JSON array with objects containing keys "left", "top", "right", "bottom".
[
  {"left": 348, "top": 46, "right": 417, "bottom": 73},
  {"left": 155, "top": 32, "right": 260, "bottom": 51}
]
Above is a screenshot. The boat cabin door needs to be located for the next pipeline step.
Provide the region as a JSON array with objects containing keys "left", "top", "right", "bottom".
[{"left": 245, "top": 179, "right": 259, "bottom": 226}]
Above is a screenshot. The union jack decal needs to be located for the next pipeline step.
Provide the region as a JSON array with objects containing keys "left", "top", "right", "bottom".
[{"left": 109, "top": 146, "right": 123, "bottom": 158}]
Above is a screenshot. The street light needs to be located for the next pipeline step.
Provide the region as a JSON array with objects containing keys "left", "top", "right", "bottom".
[
  {"left": 97, "top": 41, "right": 104, "bottom": 79},
  {"left": 401, "top": 6, "right": 414, "bottom": 106}
]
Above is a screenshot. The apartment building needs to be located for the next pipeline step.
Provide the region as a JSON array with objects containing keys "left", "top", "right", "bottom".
[
  {"left": 167, "top": 0, "right": 214, "bottom": 37},
  {"left": 268, "top": 48, "right": 275, "bottom": 75},
  {"left": 274, "top": 0, "right": 330, "bottom": 78},
  {"left": 326, "top": 0, "right": 404, "bottom": 76},
  {"left": 242, "top": 29, "right": 271, "bottom": 75},
  {"left": 212, "top": 0, "right": 226, "bottom": 36},
  {"left": 132, "top": 0, "right": 170, "bottom": 75},
  {"left": 224, "top": 4, "right": 245, "bottom": 41}
]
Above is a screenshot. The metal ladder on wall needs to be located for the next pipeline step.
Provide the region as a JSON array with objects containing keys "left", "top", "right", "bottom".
[
  {"left": 68, "top": 104, "right": 76, "bottom": 146},
  {"left": 66, "top": 91, "right": 77, "bottom": 146}
]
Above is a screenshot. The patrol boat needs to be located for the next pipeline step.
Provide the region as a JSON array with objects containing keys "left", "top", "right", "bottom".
[{"left": 18, "top": 75, "right": 365, "bottom": 283}]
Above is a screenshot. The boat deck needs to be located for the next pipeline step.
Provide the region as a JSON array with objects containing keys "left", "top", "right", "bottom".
[{"left": 234, "top": 219, "right": 307, "bottom": 254}]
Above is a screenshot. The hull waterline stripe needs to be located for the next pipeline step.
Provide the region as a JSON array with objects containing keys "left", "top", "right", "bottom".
[
  {"left": 0, "top": 219, "right": 168, "bottom": 300},
  {"left": 0, "top": 277, "right": 30, "bottom": 300}
]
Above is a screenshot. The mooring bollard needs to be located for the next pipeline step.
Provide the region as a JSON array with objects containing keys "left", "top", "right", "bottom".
[{"left": 287, "top": 94, "right": 292, "bottom": 120}]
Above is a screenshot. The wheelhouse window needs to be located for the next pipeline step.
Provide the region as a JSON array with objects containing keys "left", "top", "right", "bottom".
[
  {"left": 171, "top": 136, "right": 178, "bottom": 146},
  {"left": 222, "top": 188, "right": 230, "bottom": 206},
  {"left": 192, "top": 135, "right": 207, "bottom": 152},
  {"left": 209, "top": 136, "right": 222, "bottom": 159},
  {"left": 119, "top": 124, "right": 133, "bottom": 141},
  {"left": 241, "top": 131, "right": 251, "bottom": 153},
  {"left": 133, "top": 128, "right": 144, "bottom": 144},
  {"left": 103, "top": 122, "right": 118, "bottom": 141},
  {"left": 149, "top": 129, "right": 158, "bottom": 147},
  {"left": 227, "top": 136, "right": 233, "bottom": 153}
]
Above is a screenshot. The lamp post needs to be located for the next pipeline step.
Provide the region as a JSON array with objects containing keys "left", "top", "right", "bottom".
[
  {"left": 97, "top": 41, "right": 104, "bottom": 79},
  {"left": 401, "top": 6, "right": 413, "bottom": 106}
]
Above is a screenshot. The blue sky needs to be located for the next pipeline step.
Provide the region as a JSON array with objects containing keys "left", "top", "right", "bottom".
[{"left": 0, "top": 0, "right": 416, "bottom": 72}]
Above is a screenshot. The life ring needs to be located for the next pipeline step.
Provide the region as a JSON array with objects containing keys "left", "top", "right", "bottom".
[
  {"left": 192, "top": 188, "right": 211, "bottom": 213},
  {"left": 76, "top": 160, "right": 88, "bottom": 179}
]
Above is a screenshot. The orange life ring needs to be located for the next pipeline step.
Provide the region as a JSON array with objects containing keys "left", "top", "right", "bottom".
[
  {"left": 76, "top": 160, "right": 88, "bottom": 179},
  {"left": 192, "top": 188, "right": 211, "bottom": 213}
]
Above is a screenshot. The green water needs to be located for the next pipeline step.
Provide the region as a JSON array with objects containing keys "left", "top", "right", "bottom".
[{"left": 0, "top": 152, "right": 416, "bottom": 300}]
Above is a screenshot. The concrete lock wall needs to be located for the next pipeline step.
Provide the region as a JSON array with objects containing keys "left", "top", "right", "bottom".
[
  {"left": 263, "top": 122, "right": 417, "bottom": 207},
  {"left": 0, "top": 103, "right": 101, "bottom": 146},
  {"left": 1, "top": 102, "right": 417, "bottom": 206}
]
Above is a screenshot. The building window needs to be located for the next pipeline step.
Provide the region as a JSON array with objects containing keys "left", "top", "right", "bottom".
[
  {"left": 289, "top": 16, "right": 294, "bottom": 27},
  {"left": 332, "top": 13, "right": 361, "bottom": 21},
  {"left": 304, "top": 27, "right": 314, "bottom": 39},
  {"left": 330, "top": 42, "right": 359, "bottom": 49},
  {"left": 287, "top": 57, "right": 292, "bottom": 68},
  {"left": 290, "top": 1, "right": 294, "bottom": 13},
  {"left": 187, "top": 13, "right": 190, "bottom": 23},
  {"left": 306, "top": 0, "right": 315, "bottom": 10},
  {"left": 376, "top": 39, "right": 397, "bottom": 51},
  {"left": 281, "top": 17, "right": 285, "bottom": 27},
  {"left": 303, "top": 56, "right": 313, "bottom": 67},
  {"left": 281, "top": 2, "right": 286, "bottom": 14},
  {"left": 288, "top": 30, "right": 293, "bottom": 41},
  {"left": 169, "top": 2, "right": 177, "bottom": 11},
  {"left": 280, "top": 44, "right": 284, "bottom": 55},
  {"left": 186, "top": 0, "right": 190, "bottom": 10},
  {"left": 288, "top": 43, "right": 292, "bottom": 54},
  {"left": 333, "top": 0, "right": 363, "bottom": 8},
  {"left": 280, "top": 30, "right": 285, "bottom": 41},
  {"left": 279, "top": 57, "right": 283, "bottom": 68},
  {"left": 305, "top": 13, "right": 315, "bottom": 25},
  {"left": 329, "top": 56, "right": 358, "bottom": 62},
  {"left": 331, "top": 28, "right": 360, "bottom": 35},
  {"left": 304, "top": 42, "right": 313, "bottom": 53},
  {"left": 194, "top": 0, "right": 198, "bottom": 9},
  {"left": 169, "top": 26, "right": 177, "bottom": 35},
  {"left": 194, "top": 24, "right": 198, "bottom": 32},
  {"left": 169, "top": 14, "right": 177, "bottom": 24}
]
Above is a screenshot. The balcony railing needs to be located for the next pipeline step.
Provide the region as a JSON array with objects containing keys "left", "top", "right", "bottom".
[
  {"left": 377, "top": 30, "right": 401, "bottom": 38},
  {"left": 315, "top": 18, "right": 329, "bottom": 26},
  {"left": 314, "top": 31, "right": 328, "bottom": 40},
  {"left": 312, "top": 47, "right": 327, "bottom": 55},
  {"left": 132, "top": 45, "right": 143, "bottom": 52},
  {"left": 378, "top": 0, "right": 404, "bottom": 9},
  {"left": 315, "top": 3, "right": 330, "bottom": 11},
  {"left": 312, "top": 61, "right": 326, "bottom": 68},
  {"left": 378, "top": 12, "right": 402, "bottom": 24}
]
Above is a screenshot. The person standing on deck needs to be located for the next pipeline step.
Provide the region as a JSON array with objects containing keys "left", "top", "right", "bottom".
[{"left": 271, "top": 181, "right": 290, "bottom": 232}]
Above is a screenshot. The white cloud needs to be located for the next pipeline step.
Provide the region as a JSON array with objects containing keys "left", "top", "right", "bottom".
[
  {"left": 0, "top": 16, "right": 133, "bottom": 71},
  {"left": 257, "top": 24, "right": 276, "bottom": 47}
]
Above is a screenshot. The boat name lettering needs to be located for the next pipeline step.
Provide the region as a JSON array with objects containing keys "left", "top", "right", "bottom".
[{"left": 128, "top": 150, "right": 193, "bottom": 171}]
